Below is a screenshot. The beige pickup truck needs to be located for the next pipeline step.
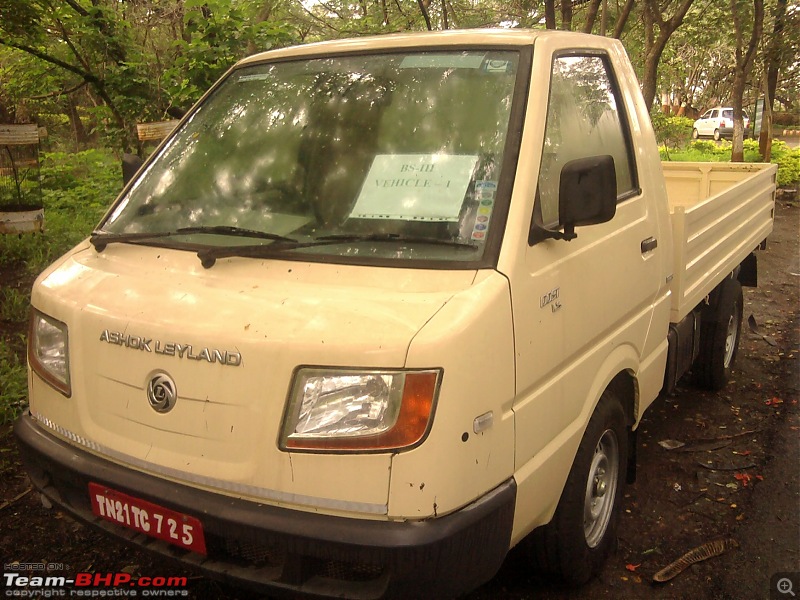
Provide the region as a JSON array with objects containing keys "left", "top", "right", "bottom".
[{"left": 17, "top": 30, "right": 775, "bottom": 598}]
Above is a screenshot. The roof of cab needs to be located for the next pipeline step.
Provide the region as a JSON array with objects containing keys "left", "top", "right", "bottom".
[{"left": 236, "top": 28, "right": 593, "bottom": 66}]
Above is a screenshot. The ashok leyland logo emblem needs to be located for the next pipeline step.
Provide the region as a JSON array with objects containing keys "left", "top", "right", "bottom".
[{"left": 147, "top": 372, "right": 177, "bottom": 413}]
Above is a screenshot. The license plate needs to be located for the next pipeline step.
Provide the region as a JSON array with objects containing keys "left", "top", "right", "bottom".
[{"left": 89, "top": 482, "right": 207, "bottom": 554}]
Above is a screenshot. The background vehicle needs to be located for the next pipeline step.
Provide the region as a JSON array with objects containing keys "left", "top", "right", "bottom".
[
  {"left": 692, "top": 106, "right": 751, "bottom": 140},
  {"left": 16, "top": 30, "right": 776, "bottom": 599}
]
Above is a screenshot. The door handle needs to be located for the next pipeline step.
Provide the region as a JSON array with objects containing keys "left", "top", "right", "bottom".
[{"left": 641, "top": 237, "right": 658, "bottom": 253}]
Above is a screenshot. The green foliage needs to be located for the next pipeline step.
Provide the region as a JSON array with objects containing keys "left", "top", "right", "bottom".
[
  {"left": 0, "top": 337, "right": 27, "bottom": 424},
  {"left": 164, "top": 0, "right": 296, "bottom": 111},
  {"left": 770, "top": 140, "right": 800, "bottom": 187},
  {"left": 0, "top": 149, "right": 119, "bottom": 274},
  {"left": 651, "top": 111, "right": 694, "bottom": 152},
  {"left": 0, "top": 148, "right": 119, "bottom": 421},
  {"left": 0, "top": 287, "right": 28, "bottom": 322},
  {"left": 661, "top": 138, "right": 800, "bottom": 187}
]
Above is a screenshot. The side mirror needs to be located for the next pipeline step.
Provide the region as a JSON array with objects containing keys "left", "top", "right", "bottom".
[
  {"left": 531, "top": 155, "right": 617, "bottom": 243},
  {"left": 122, "top": 153, "right": 144, "bottom": 186}
]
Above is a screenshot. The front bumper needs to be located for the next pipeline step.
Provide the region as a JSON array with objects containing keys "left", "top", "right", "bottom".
[{"left": 15, "top": 412, "right": 515, "bottom": 599}]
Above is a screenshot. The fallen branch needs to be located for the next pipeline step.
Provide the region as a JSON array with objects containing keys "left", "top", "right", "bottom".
[
  {"left": 696, "top": 429, "right": 762, "bottom": 442},
  {"left": 0, "top": 487, "right": 32, "bottom": 512},
  {"left": 696, "top": 461, "right": 757, "bottom": 471}
]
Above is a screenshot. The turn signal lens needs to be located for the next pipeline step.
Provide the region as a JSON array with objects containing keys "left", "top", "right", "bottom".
[{"left": 280, "top": 368, "right": 441, "bottom": 452}]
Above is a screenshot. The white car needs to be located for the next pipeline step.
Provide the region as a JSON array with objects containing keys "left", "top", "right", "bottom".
[{"left": 692, "top": 107, "right": 750, "bottom": 141}]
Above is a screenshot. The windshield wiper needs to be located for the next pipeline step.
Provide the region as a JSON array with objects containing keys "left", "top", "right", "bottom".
[
  {"left": 176, "top": 225, "right": 297, "bottom": 243},
  {"left": 313, "top": 233, "right": 478, "bottom": 250},
  {"left": 90, "top": 226, "right": 296, "bottom": 252},
  {"left": 196, "top": 232, "right": 478, "bottom": 269},
  {"left": 90, "top": 230, "right": 177, "bottom": 251}
]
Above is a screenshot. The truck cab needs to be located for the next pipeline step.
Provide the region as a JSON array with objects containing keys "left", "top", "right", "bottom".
[{"left": 16, "top": 30, "right": 774, "bottom": 599}]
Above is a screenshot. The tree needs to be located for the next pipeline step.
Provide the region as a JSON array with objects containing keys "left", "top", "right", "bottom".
[
  {"left": 640, "top": 0, "right": 696, "bottom": 110},
  {"left": 730, "top": 0, "right": 763, "bottom": 162},
  {"left": 0, "top": 0, "right": 295, "bottom": 151},
  {"left": 759, "top": 0, "right": 788, "bottom": 161}
]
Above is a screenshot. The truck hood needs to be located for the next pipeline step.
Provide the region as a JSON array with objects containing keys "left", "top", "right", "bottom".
[{"left": 31, "top": 242, "right": 477, "bottom": 513}]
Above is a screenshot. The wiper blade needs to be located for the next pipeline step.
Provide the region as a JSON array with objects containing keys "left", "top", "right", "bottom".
[
  {"left": 90, "top": 230, "right": 176, "bottom": 251},
  {"left": 197, "top": 242, "right": 298, "bottom": 268},
  {"left": 195, "top": 233, "right": 478, "bottom": 269},
  {"left": 90, "top": 226, "right": 296, "bottom": 252},
  {"left": 175, "top": 225, "right": 297, "bottom": 244},
  {"left": 314, "top": 233, "right": 478, "bottom": 250}
]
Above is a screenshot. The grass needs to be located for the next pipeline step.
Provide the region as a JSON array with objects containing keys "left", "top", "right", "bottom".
[
  {"left": 0, "top": 288, "right": 29, "bottom": 322},
  {"left": 0, "top": 148, "right": 121, "bottom": 423},
  {"left": 0, "top": 337, "right": 27, "bottom": 425},
  {"left": 660, "top": 139, "right": 800, "bottom": 187}
]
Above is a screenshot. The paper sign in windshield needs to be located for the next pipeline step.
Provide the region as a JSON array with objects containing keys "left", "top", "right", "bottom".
[{"left": 352, "top": 154, "right": 478, "bottom": 222}]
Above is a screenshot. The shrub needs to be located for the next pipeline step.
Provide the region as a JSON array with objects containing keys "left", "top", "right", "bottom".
[
  {"left": 0, "top": 149, "right": 121, "bottom": 274},
  {"left": 771, "top": 140, "right": 800, "bottom": 187},
  {"left": 651, "top": 111, "right": 695, "bottom": 151}
]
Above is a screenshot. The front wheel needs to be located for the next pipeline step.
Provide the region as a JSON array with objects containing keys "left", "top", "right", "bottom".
[
  {"left": 691, "top": 128, "right": 699, "bottom": 140},
  {"left": 528, "top": 390, "right": 628, "bottom": 585}
]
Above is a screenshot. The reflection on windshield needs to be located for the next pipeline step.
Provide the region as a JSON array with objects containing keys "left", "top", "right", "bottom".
[{"left": 103, "top": 50, "right": 520, "bottom": 264}]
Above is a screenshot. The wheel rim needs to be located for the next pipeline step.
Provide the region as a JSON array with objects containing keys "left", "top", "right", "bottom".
[
  {"left": 723, "top": 309, "right": 739, "bottom": 368},
  {"left": 583, "top": 429, "right": 619, "bottom": 548}
]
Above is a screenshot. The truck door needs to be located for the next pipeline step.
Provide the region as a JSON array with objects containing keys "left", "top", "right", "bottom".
[{"left": 509, "top": 53, "right": 663, "bottom": 488}]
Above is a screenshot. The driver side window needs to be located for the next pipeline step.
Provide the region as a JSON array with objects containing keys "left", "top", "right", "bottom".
[{"left": 536, "top": 55, "right": 636, "bottom": 229}]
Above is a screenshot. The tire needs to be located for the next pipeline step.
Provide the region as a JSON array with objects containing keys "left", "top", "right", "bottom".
[
  {"left": 713, "top": 129, "right": 721, "bottom": 141},
  {"left": 691, "top": 128, "right": 699, "bottom": 140},
  {"left": 528, "top": 390, "right": 628, "bottom": 585},
  {"left": 693, "top": 277, "right": 743, "bottom": 390}
]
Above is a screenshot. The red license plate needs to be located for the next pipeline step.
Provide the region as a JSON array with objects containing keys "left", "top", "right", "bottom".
[{"left": 89, "top": 482, "right": 207, "bottom": 554}]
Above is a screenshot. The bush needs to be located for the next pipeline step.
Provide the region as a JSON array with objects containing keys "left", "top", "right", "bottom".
[
  {"left": 0, "top": 149, "right": 121, "bottom": 275},
  {"left": 663, "top": 138, "right": 800, "bottom": 187},
  {"left": 0, "top": 337, "right": 27, "bottom": 424},
  {"left": 651, "top": 112, "right": 695, "bottom": 151},
  {"left": 774, "top": 111, "right": 800, "bottom": 127},
  {"left": 770, "top": 140, "right": 800, "bottom": 187}
]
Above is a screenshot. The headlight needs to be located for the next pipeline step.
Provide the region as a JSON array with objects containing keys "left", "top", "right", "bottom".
[
  {"left": 280, "top": 368, "right": 441, "bottom": 452},
  {"left": 29, "top": 310, "right": 71, "bottom": 396}
]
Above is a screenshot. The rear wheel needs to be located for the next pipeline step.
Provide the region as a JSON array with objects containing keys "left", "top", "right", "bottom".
[
  {"left": 691, "top": 128, "right": 699, "bottom": 140},
  {"left": 529, "top": 390, "right": 628, "bottom": 585},
  {"left": 713, "top": 128, "right": 721, "bottom": 141},
  {"left": 693, "top": 277, "right": 743, "bottom": 390}
]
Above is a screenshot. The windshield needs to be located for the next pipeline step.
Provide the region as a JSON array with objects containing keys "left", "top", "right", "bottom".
[{"left": 101, "top": 49, "right": 522, "bottom": 266}]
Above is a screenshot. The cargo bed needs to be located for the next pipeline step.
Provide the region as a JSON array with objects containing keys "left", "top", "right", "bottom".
[{"left": 662, "top": 162, "right": 777, "bottom": 321}]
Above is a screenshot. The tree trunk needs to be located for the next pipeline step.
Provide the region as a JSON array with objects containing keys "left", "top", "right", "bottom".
[
  {"left": 65, "top": 96, "right": 89, "bottom": 149},
  {"left": 583, "top": 0, "right": 602, "bottom": 33},
  {"left": 544, "top": 0, "right": 556, "bottom": 29},
  {"left": 730, "top": 0, "right": 764, "bottom": 162},
  {"left": 613, "top": 0, "right": 635, "bottom": 38},
  {"left": 760, "top": 0, "right": 787, "bottom": 161},
  {"left": 640, "top": 0, "right": 695, "bottom": 110},
  {"left": 560, "top": 0, "right": 573, "bottom": 30}
]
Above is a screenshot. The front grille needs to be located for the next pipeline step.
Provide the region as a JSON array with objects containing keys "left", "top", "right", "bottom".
[
  {"left": 211, "top": 534, "right": 385, "bottom": 584},
  {"left": 221, "top": 537, "right": 285, "bottom": 568},
  {"left": 319, "top": 559, "right": 384, "bottom": 582}
]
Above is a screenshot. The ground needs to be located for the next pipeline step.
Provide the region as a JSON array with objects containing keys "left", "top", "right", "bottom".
[{"left": 1, "top": 200, "right": 798, "bottom": 600}]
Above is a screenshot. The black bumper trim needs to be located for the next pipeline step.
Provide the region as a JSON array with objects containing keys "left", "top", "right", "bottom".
[{"left": 15, "top": 412, "right": 515, "bottom": 599}]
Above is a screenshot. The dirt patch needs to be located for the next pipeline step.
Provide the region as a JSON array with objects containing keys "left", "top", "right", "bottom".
[{"left": 1, "top": 202, "right": 798, "bottom": 599}]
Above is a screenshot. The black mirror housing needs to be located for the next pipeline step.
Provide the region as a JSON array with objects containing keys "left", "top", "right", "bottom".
[
  {"left": 529, "top": 154, "right": 617, "bottom": 244},
  {"left": 558, "top": 155, "right": 617, "bottom": 232}
]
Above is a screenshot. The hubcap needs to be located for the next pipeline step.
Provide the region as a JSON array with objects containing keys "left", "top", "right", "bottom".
[
  {"left": 723, "top": 311, "right": 739, "bottom": 368},
  {"left": 584, "top": 429, "right": 619, "bottom": 548}
]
